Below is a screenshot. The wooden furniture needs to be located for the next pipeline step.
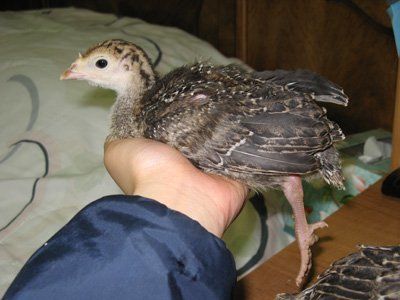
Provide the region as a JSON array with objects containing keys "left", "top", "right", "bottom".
[
  {"left": 235, "top": 0, "right": 397, "bottom": 135},
  {"left": 393, "top": 61, "right": 400, "bottom": 169},
  {"left": 234, "top": 180, "right": 400, "bottom": 299}
]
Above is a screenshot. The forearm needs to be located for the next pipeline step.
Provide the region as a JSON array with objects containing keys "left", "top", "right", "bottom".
[{"left": 5, "top": 195, "right": 237, "bottom": 300}]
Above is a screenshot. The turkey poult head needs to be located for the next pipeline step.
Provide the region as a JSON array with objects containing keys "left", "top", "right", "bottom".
[{"left": 60, "top": 39, "right": 156, "bottom": 97}]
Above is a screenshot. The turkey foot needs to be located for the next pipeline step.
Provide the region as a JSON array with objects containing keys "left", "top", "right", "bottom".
[
  {"left": 282, "top": 176, "right": 328, "bottom": 288},
  {"left": 296, "top": 220, "right": 328, "bottom": 287}
]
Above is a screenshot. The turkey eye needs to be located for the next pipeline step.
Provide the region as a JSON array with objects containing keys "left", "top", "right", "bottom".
[{"left": 95, "top": 59, "right": 108, "bottom": 69}]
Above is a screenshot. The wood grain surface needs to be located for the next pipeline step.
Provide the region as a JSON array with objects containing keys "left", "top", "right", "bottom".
[
  {"left": 392, "top": 61, "right": 400, "bottom": 170},
  {"left": 239, "top": 0, "right": 397, "bottom": 134}
]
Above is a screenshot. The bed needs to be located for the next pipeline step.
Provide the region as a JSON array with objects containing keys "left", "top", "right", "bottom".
[{"left": 0, "top": 5, "right": 394, "bottom": 296}]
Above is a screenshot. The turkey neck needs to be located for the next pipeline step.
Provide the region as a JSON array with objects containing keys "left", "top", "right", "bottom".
[{"left": 109, "top": 79, "right": 156, "bottom": 140}]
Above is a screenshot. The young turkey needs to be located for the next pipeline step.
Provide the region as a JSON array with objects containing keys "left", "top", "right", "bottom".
[{"left": 61, "top": 39, "right": 348, "bottom": 287}]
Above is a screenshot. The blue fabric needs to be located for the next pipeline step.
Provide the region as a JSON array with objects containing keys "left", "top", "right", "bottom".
[
  {"left": 388, "top": 0, "right": 400, "bottom": 55},
  {"left": 4, "top": 195, "right": 236, "bottom": 300}
]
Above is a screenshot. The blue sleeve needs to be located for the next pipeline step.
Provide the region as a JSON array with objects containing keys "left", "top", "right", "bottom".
[{"left": 4, "top": 195, "right": 236, "bottom": 300}]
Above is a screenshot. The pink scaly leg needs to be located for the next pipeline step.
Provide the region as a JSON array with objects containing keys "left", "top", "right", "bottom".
[{"left": 282, "top": 176, "right": 328, "bottom": 287}]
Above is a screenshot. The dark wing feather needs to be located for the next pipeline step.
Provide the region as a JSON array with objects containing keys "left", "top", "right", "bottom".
[
  {"left": 277, "top": 245, "right": 400, "bottom": 300},
  {"left": 254, "top": 69, "right": 348, "bottom": 106},
  {"left": 201, "top": 93, "right": 340, "bottom": 177},
  {"left": 227, "top": 147, "right": 319, "bottom": 175}
]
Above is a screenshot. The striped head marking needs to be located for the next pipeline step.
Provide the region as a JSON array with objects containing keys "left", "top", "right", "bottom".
[{"left": 61, "top": 39, "right": 156, "bottom": 96}]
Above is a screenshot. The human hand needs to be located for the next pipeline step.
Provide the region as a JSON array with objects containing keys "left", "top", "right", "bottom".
[{"left": 104, "top": 138, "right": 249, "bottom": 237}]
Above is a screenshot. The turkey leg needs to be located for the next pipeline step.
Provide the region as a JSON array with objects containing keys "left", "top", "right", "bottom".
[{"left": 282, "top": 176, "right": 328, "bottom": 287}]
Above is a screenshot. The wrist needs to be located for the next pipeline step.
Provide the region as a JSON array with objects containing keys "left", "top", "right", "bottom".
[{"left": 132, "top": 174, "right": 228, "bottom": 237}]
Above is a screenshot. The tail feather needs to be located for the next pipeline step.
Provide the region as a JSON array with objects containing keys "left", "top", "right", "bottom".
[
  {"left": 328, "top": 121, "right": 345, "bottom": 142},
  {"left": 315, "top": 147, "right": 344, "bottom": 189}
]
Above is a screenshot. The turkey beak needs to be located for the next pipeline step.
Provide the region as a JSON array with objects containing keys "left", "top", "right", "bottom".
[
  {"left": 60, "top": 68, "right": 73, "bottom": 80},
  {"left": 60, "top": 62, "right": 84, "bottom": 80}
]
